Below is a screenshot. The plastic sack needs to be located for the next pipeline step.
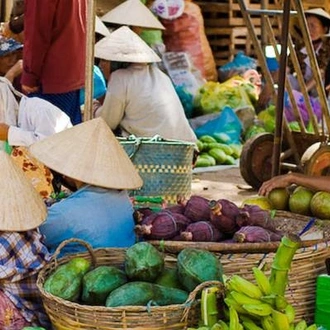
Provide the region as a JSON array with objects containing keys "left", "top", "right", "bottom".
[
  {"left": 194, "top": 106, "right": 242, "bottom": 144},
  {"left": 160, "top": 0, "right": 218, "bottom": 82},
  {"left": 284, "top": 90, "right": 322, "bottom": 125},
  {"left": 79, "top": 65, "right": 107, "bottom": 105},
  {"left": 218, "top": 52, "right": 258, "bottom": 82},
  {"left": 194, "top": 78, "right": 254, "bottom": 115}
]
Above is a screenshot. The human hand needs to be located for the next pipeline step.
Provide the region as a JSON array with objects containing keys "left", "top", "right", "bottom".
[
  {"left": 22, "top": 84, "right": 39, "bottom": 94},
  {"left": 5, "top": 59, "right": 23, "bottom": 82},
  {"left": 258, "top": 173, "right": 293, "bottom": 196}
]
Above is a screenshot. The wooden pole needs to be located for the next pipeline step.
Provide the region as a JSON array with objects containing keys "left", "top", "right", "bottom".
[
  {"left": 271, "top": 0, "right": 291, "bottom": 177},
  {"left": 83, "top": 0, "right": 96, "bottom": 122}
]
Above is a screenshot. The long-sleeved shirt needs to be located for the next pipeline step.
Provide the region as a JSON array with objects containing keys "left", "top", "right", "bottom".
[
  {"left": 100, "top": 63, "right": 197, "bottom": 143},
  {"left": 0, "top": 231, "right": 51, "bottom": 327},
  {"left": 8, "top": 96, "right": 72, "bottom": 146},
  {"left": 40, "top": 185, "right": 136, "bottom": 256},
  {"left": 22, "top": 0, "right": 87, "bottom": 93}
]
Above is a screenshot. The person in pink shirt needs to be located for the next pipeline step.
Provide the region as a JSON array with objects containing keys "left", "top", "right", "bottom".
[{"left": 21, "top": 0, "right": 87, "bottom": 125}]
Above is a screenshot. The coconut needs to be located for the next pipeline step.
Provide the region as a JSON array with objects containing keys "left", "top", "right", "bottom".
[
  {"left": 268, "top": 188, "right": 290, "bottom": 210},
  {"left": 241, "top": 196, "right": 273, "bottom": 210},
  {"left": 310, "top": 191, "right": 330, "bottom": 219},
  {"left": 288, "top": 186, "right": 314, "bottom": 216}
]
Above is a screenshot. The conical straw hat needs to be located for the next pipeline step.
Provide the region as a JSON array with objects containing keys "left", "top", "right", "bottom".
[
  {"left": 95, "top": 26, "right": 161, "bottom": 63},
  {"left": 0, "top": 151, "right": 47, "bottom": 231},
  {"left": 101, "top": 0, "right": 165, "bottom": 30},
  {"left": 29, "top": 118, "right": 143, "bottom": 190},
  {"left": 95, "top": 15, "right": 111, "bottom": 37},
  {"left": 305, "top": 8, "right": 330, "bottom": 24}
]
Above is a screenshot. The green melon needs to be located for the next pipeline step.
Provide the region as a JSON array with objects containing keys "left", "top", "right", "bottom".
[
  {"left": 310, "top": 191, "right": 330, "bottom": 219},
  {"left": 288, "top": 186, "right": 314, "bottom": 216}
]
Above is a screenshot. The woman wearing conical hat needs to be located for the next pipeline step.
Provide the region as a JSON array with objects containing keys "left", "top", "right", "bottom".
[
  {"left": 94, "top": 26, "right": 196, "bottom": 143},
  {"left": 0, "top": 151, "right": 51, "bottom": 328},
  {"left": 288, "top": 8, "right": 330, "bottom": 97},
  {"left": 29, "top": 117, "right": 143, "bottom": 256}
]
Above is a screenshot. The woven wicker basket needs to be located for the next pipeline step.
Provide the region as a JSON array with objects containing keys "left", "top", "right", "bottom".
[
  {"left": 37, "top": 238, "right": 224, "bottom": 330},
  {"left": 118, "top": 136, "right": 195, "bottom": 204},
  {"left": 149, "top": 211, "right": 330, "bottom": 323}
]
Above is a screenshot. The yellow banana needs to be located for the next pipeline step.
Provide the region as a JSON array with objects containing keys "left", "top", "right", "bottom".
[
  {"left": 227, "top": 275, "right": 263, "bottom": 299},
  {"left": 272, "top": 309, "right": 290, "bottom": 330},
  {"left": 294, "top": 320, "right": 307, "bottom": 330},
  {"left": 275, "top": 294, "right": 289, "bottom": 311},
  {"left": 284, "top": 303, "right": 295, "bottom": 324},
  {"left": 252, "top": 267, "right": 272, "bottom": 295},
  {"left": 260, "top": 315, "right": 274, "bottom": 330},
  {"left": 231, "top": 291, "right": 262, "bottom": 306},
  {"left": 229, "top": 306, "right": 240, "bottom": 330},
  {"left": 242, "top": 303, "right": 273, "bottom": 317}
]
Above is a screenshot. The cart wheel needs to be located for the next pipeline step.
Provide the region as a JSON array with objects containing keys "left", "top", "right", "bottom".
[
  {"left": 301, "top": 142, "right": 330, "bottom": 176},
  {"left": 240, "top": 133, "right": 274, "bottom": 189}
]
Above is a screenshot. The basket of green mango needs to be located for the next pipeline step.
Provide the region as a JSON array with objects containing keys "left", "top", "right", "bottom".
[{"left": 37, "top": 238, "right": 225, "bottom": 330}]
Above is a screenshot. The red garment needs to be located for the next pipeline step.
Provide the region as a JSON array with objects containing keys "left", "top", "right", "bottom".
[{"left": 22, "top": 0, "right": 87, "bottom": 94}]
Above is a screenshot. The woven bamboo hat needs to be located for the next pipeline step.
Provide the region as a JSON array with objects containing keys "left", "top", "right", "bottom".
[
  {"left": 95, "top": 26, "right": 161, "bottom": 63},
  {"left": 0, "top": 151, "right": 47, "bottom": 232},
  {"left": 101, "top": 0, "right": 165, "bottom": 30},
  {"left": 305, "top": 8, "right": 330, "bottom": 25},
  {"left": 95, "top": 15, "right": 111, "bottom": 37},
  {"left": 29, "top": 118, "right": 143, "bottom": 190}
]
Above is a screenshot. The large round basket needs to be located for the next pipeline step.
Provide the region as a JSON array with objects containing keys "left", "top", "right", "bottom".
[
  {"left": 149, "top": 210, "right": 330, "bottom": 323},
  {"left": 37, "top": 238, "right": 224, "bottom": 330}
]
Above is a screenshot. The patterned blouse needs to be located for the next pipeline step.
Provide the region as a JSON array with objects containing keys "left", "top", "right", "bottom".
[{"left": 0, "top": 230, "right": 51, "bottom": 327}]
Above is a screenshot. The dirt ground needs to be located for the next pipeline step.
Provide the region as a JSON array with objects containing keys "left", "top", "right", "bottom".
[{"left": 191, "top": 165, "right": 259, "bottom": 206}]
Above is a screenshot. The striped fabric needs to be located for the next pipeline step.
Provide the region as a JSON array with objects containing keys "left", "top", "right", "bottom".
[
  {"left": 29, "top": 90, "right": 82, "bottom": 125},
  {"left": 0, "top": 231, "right": 51, "bottom": 327}
]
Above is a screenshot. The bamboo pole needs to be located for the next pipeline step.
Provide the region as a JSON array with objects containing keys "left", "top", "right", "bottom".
[{"left": 84, "top": 0, "right": 96, "bottom": 122}]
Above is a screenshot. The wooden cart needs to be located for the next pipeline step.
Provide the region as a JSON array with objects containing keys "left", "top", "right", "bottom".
[{"left": 237, "top": 0, "right": 330, "bottom": 189}]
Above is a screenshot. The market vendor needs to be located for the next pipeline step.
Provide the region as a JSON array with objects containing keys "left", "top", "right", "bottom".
[
  {"left": 29, "top": 117, "right": 143, "bottom": 256},
  {"left": 94, "top": 26, "right": 197, "bottom": 143},
  {"left": 0, "top": 151, "right": 51, "bottom": 329},
  {"left": 288, "top": 8, "right": 330, "bottom": 97}
]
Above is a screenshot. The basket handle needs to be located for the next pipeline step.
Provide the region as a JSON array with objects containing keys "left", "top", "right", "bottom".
[
  {"left": 50, "top": 238, "right": 97, "bottom": 269},
  {"left": 181, "top": 280, "right": 224, "bottom": 323},
  {"left": 124, "top": 135, "right": 165, "bottom": 159}
]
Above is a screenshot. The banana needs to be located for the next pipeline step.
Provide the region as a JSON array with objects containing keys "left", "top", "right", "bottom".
[
  {"left": 260, "top": 294, "right": 276, "bottom": 307},
  {"left": 227, "top": 275, "right": 263, "bottom": 299},
  {"left": 252, "top": 267, "right": 272, "bottom": 295},
  {"left": 242, "top": 303, "right": 273, "bottom": 317},
  {"left": 231, "top": 291, "right": 262, "bottom": 306},
  {"left": 224, "top": 296, "right": 247, "bottom": 314},
  {"left": 201, "top": 286, "right": 221, "bottom": 327},
  {"left": 272, "top": 309, "right": 290, "bottom": 330},
  {"left": 275, "top": 294, "right": 289, "bottom": 310},
  {"left": 260, "top": 315, "right": 274, "bottom": 330},
  {"left": 216, "top": 320, "right": 230, "bottom": 330},
  {"left": 241, "top": 318, "right": 263, "bottom": 330},
  {"left": 305, "top": 325, "right": 317, "bottom": 330},
  {"left": 294, "top": 320, "right": 307, "bottom": 330},
  {"left": 284, "top": 303, "right": 295, "bottom": 324},
  {"left": 229, "top": 306, "right": 240, "bottom": 330}
]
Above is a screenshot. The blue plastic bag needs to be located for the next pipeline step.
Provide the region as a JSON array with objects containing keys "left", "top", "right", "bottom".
[
  {"left": 194, "top": 106, "right": 242, "bottom": 144},
  {"left": 79, "top": 65, "right": 107, "bottom": 105}
]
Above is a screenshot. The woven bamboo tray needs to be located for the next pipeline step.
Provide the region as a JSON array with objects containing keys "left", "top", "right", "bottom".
[
  {"left": 149, "top": 210, "right": 330, "bottom": 323},
  {"left": 37, "top": 238, "right": 224, "bottom": 330}
]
